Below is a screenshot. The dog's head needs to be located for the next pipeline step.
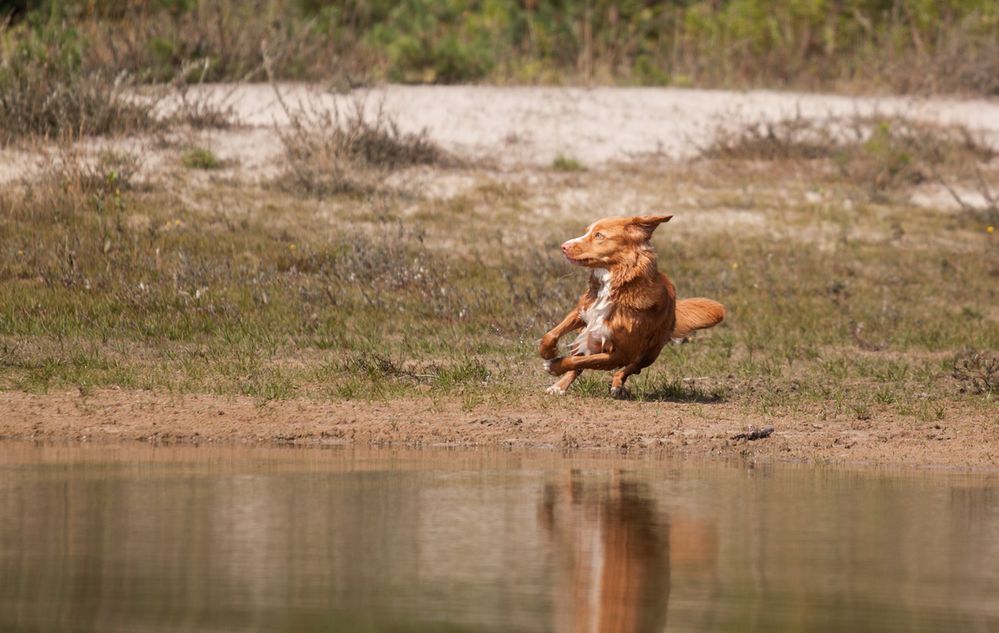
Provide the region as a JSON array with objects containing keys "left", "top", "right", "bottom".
[{"left": 560, "top": 215, "right": 672, "bottom": 268}]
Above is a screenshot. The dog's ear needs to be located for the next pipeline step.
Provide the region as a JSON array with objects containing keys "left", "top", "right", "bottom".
[{"left": 630, "top": 214, "right": 673, "bottom": 238}]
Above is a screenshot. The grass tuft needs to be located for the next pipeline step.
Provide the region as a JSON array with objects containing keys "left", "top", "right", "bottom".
[
  {"left": 181, "top": 147, "right": 222, "bottom": 170},
  {"left": 274, "top": 92, "right": 448, "bottom": 196},
  {"left": 551, "top": 155, "right": 587, "bottom": 172},
  {"left": 952, "top": 351, "right": 998, "bottom": 397}
]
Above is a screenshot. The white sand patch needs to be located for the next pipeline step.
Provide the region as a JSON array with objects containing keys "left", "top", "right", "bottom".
[
  {"left": 670, "top": 209, "right": 767, "bottom": 232},
  {"left": 181, "top": 84, "right": 999, "bottom": 165},
  {"left": 384, "top": 167, "right": 480, "bottom": 199},
  {"left": 6, "top": 85, "right": 999, "bottom": 185},
  {"left": 910, "top": 182, "right": 996, "bottom": 212},
  {"left": 0, "top": 148, "right": 48, "bottom": 183}
]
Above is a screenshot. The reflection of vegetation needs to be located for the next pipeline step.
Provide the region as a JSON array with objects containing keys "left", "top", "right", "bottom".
[{"left": 3, "top": 1, "right": 999, "bottom": 92}]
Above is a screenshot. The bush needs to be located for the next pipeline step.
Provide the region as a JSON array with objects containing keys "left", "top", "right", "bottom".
[
  {"left": 952, "top": 351, "right": 998, "bottom": 396},
  {"left": 0, "top": 24, "right": 154, "bottom": 143},
  {"left": 7, "top": 0, "right": 999, "bottom": 94},
  {"left": 275, "top": 91, "right": 448, "bottom": 196},
  {"left": 704, "top": 114, "right": 994, "bottom": 197}
]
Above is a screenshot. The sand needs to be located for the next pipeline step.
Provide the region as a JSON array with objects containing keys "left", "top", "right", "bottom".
[
  {"left": 2, "top": 389, "right": 996, "bottom": 471},
  {"left": 187, "top": 84, "right": 999, "bottom": 164},
  {"left": 5, "top": 84, "right": 999, "bottom": 185}
]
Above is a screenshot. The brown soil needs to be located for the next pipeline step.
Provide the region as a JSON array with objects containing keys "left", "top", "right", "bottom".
[{"left": 2, "top": 389, "right": 996, "bottom": 470}]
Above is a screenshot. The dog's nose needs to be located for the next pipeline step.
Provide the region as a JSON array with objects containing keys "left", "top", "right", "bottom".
[{"left": 561, "top": 242, "right": 571, "bottom": 253}]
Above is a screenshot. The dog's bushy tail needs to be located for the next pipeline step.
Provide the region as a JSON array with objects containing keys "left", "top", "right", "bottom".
[{"left": 672, "top": 298, "right": 725, "bottom": 341}]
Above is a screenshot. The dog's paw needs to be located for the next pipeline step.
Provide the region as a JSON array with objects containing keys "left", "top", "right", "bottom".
[
  {"left": 545, "top": 384, "right": 566, "bottom": 396},
  {"left": 539, "top": 336, "right": 559, "bottom": 360},
  {"left": 609, "top": 386, "right": 632, "bottom": 401}
]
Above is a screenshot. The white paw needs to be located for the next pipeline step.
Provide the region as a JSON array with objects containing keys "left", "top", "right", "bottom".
[
  {"left": 545, "top": 385, "right": 566, "bottom": 395},
  {"left": 610, "top": 386, "right": 632, "bottom": 400},
  {"left": 543, "top": 359, "right": 553, "bottom": 372}
]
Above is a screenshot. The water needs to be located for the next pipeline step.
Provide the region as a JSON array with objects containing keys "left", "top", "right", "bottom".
[{"left": 1, "top": 444, "right": 997, "bottom": 633}]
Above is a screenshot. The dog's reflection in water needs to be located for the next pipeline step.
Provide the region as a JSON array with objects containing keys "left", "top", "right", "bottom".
[{"left": 539, "top": 472, "right": 716, "bottom": 633}]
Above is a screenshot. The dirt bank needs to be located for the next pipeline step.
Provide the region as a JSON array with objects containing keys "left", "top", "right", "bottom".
[{"left": 2, "top": 390, "right": 995, "bottom": 470}]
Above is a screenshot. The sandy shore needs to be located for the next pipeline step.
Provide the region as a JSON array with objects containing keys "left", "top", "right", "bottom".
[{"left": 2, "top": 390, "right": 996, "bottom": 470}]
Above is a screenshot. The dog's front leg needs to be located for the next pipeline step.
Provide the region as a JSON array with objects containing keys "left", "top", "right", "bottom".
[
  {"left": 546, "top": 352, "right": 627, "bottom": 376},
  {"left": 539, "top": 308, "right": 583, "bottom": 360},
  {"left": 545, "top": 370, "right": 581, "bottom": 395}
]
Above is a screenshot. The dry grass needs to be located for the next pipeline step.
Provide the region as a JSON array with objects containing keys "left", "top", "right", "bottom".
[
  {"left": 273, "top": 91, "right": 449, "bottom": 196},
  {"left": 703, "top": 114, "right": 995, "bottom": 201},
  {"left": 952, "top": 351, "right": 999, "bottom": 396},
  {"left": 0, "top": 31, "right": 156, "bottom": 144},
  {"left": 160, "top": 62, "right": 238, "bottom": 130},
  {"left": 1, "top": 140, "right": 996, "bottom": 421},
  {"left": 0, "top": 64, "right": 994, "bottom": 420},
  {"left": 551, "top": 155, "right": 587, "bottom": 172}
]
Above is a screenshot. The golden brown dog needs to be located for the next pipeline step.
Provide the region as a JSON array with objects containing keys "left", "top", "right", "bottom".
[{"left": 539, "top": 215, "right": 724, "bottom": 398}]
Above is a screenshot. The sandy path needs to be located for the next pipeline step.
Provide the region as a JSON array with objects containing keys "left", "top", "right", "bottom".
[
  {"left": 199, "top": 84, "right": 999, "bottom": 165},
  {"left": 5, "top": 85, "right": 999, "bottom": 185},
  {"left": 2, "top": 390, "right": 996, "bottom": 471}
]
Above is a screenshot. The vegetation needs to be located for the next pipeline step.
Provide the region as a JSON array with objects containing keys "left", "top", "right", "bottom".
[
  {"left": 1, "top": 111, "right": 995, "bottom": 421},
  {"left": 181, "top": 146, "right": 222, "bottom": 170},
  {"left": 3, "top": 0, "right": 999, "bottom": 94},
  {"left": 275, "top": 93, "right": 448, "bottom": 196},
  {"left": 704, "top": 115, "right": 995, "bottom": 202},
  {"left": 551, "top": 155, "right": 586, "bottom": 172},
  {"left": 0, "top": 20, "right": 154, "bottom": 143},
  {"left": 0, "top": 1, "right": 995, "bottom": 425}
]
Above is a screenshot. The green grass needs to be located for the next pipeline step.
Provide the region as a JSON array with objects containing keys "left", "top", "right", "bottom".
[
  {"left": 181, "top": 147, "right": 222, "bottom": 170},
  {"left": 5, "top": 1, "right": 999, "bottom": 95},
  {"left": 551, "top": 155, "right": 586, "bottom": 172},
  {"left": 0, "top": 135, "right": 996, "bottom": 417}
]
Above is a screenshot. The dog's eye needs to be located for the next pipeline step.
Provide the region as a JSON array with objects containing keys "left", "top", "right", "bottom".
[{"left": 594, "top": 232, "right": 605, "bottom": 240}]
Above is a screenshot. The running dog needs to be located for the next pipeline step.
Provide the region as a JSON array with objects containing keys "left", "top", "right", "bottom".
[{"left": 539, "top": 215, "right": 725, "bottom": 399}]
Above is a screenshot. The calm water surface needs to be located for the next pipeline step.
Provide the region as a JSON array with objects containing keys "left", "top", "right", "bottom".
[{"left": 1, "top": 444, "right": 998, "bottom": 633}]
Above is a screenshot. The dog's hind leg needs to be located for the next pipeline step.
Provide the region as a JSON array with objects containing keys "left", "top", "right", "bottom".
[
  {"left": 609, "top": 364, "right": 642, "bottom": 400},
  {"left": 546, "top": 370, "right": 581, "bottom": 395}
]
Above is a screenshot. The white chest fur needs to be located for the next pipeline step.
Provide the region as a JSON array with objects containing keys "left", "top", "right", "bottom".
[{"left": 571, "top": 268, "right": 613, "bottom": 355}]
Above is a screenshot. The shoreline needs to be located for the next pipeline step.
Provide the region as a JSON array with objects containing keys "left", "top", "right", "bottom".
[{"left": 2, "top": 389, "right": 995, "bottom": 471}]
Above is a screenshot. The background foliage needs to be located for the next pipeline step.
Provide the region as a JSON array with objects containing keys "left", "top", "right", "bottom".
[{"left": 2, "top": 0, "right": 998, "bottom": 92}]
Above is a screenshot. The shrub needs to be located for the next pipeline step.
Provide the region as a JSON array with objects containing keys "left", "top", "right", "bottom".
[
  {"left": 274, "top": 91, "right": 447, "bottom": 196},
  {"left": 952, "top": 351, "right": 999, "bottom": 396},
  {"left": 704, "top": 114, "right": 994, "bottom": 197},
  {"left": 7, "top": 0, "right": 999, "bottom": 94},
  {"left": 0, "top": 24, "right": 155, "bottom": 144},
  {"left": 181, "top": 147, "right": 222, "bottom": 170}
]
